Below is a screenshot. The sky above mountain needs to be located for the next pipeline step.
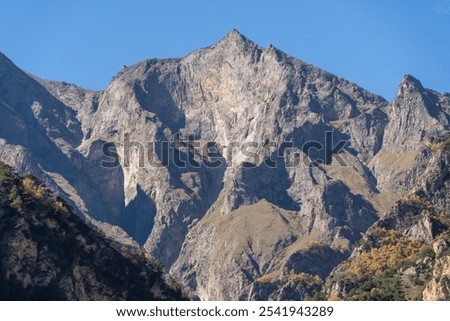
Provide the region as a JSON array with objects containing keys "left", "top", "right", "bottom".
[{"left": 0, "top": 0, "right": 449, "bottom": 100}]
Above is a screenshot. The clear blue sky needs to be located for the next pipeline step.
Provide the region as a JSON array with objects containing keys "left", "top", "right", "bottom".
[{"left": 1, "top": 0, "right": 449, "bottom": 100}]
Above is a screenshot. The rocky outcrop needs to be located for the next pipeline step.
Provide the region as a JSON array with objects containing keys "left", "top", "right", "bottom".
[
  {"left": 423, "top": 256, "right": 450, "bottom": 300},
  {"left": 369, "top": 75, "right": 449, "bottom": 203}
]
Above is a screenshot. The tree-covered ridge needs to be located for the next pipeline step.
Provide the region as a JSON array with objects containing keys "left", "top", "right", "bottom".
[{"left": 0, "top": 161, "right": 185, "bottom": 300}]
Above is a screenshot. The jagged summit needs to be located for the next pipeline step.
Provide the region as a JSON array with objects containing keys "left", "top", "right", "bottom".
[
  {"left": 209, "top": 28, "right": 258, "bottom": 54},
  {"left": 401, "top": 74, "right": 424, "bottom": 89},
  {"left": 220, "top": 28, "right": 251, "bottom": 45},
  {"left": 394, "top": 74, "right": 426, "bottom": 99},
  {"left": 220, "top": 29, "right": 280, "bottom": 52},
  {"left": 225, "top": 28, "right": 245, "bottom": 39}
]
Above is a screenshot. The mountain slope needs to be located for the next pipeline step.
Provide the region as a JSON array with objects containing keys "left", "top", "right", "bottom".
[
  {"left": 325, "top": 134, "right": 450, "bottom": 300},
  {"left": 0, "top": 161, "right": 184, "bottom": 300}
]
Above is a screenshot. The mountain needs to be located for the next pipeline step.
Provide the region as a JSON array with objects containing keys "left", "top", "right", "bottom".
[
  {"left": 1, "top": 29, "right": 449, "bottom": 300},
  {"left": 0, "top": 161, "right": 185, "bottom": 300}
]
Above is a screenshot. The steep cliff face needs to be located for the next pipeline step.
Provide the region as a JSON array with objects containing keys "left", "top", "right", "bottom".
[
  {"left": 1, "top": 30, "right": 449, "bottom": 300},
  {"left": 423, "top": 255, "right": 450, "bottom": 300},
  {"left": 0, "top": 162, "right": 184, "bottom": 300},
  {"left": 370, "top": 75, "right": 450, "bottom": 203}
]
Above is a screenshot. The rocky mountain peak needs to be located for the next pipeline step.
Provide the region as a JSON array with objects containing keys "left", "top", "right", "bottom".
[
  {"left": 221, "top": 28, "right": 249, "bottom": 45},
  {"left": 402, "top": 74, "right": 423, "bottom": 85},
  {"left": 380, "top": 73, "right": 449, "bottom": 153},
  {"left": 397, "top": 74, "right": 425, "bottom": 96},
  {"left": 211, "top": 28, "right": 257, "bottom": 55}
]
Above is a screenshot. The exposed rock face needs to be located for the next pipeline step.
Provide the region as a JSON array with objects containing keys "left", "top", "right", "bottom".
[
  {"left": 423, "top": 256, "right": 450, "bottom": 300},
  {"left": 0, "top": 162, "right": 184, "bottom": 300},
  {"left": 1, "top": 30, "right": 450, "bottom": 300},
  {"left": 370, "top": 75, "right": 450, "bottom": 202},
  {"left": 325, "top": 136, "right": 450, "bottom": 300},
  {"left": 433, "top": 239, "right": 448, "bottom": 257}
]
